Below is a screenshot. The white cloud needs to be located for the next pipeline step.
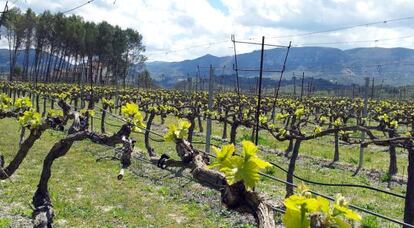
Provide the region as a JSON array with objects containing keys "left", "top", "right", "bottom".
[{"left": 1, "top": 0, "right": 414, "bottom": 61}]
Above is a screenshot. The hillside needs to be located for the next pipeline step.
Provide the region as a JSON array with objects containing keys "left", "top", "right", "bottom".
[{"left": 146, "top": 47, "right": 414, "bottom": 86}]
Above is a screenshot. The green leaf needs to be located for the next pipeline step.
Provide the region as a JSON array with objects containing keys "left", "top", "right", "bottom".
[
  {"left": 47, "top": 109, "right": 64, "bottom": 118},
  {"left": 333, "top": 204, "right": 362, "bottom": 222},
  {"left": 18, "top": 110, "right": 42, "bottom": 129},
  {"left": 15, "top": 97, "right": 32, "bottom": 109},
  {"left": 314, "top": 125, "right": 322, "bottom": 134},
  {"left": 121, "top": 103, "right": 139, "bottom": 118},
  {"left": 209, "top": 144, "right": 235, "bottom": 169},
  {"left": 163, "top": 119, "right": 191, "bottom": 141},
  {"left": 241, "top": 140, "right": 258, "bottom": 158},
  {"left": 333, "top": 217, "right": 351, "bottom": 228},
  {"left": 283, "top": 204, "right": 308, "bottom": 228}
]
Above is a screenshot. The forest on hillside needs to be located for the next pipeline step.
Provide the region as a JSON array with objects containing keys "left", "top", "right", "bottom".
[{"left": 2, "top": 7, "right": 146, "bottom": 85}]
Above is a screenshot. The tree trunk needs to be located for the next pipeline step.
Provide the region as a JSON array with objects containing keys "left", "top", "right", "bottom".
[
  {"left": 230, "top": 122, "right": 239, "bottom": 144},
  {"left": 389, "top": 145, "right": 398, "bottom": 176},
  {"left": 23, "top": 39, "right": 31, "bottom": 81},
  {"left": 32, "top": 131, "right": 87, "bottom": 228},
  {"left": 286, "top": 139, "right": 301, "bottom": 197},
  {"left": 404, "top": 141, "right": 414, "bottom": 227},
  {"left": 152, "top": 140, "right": 278, "bottom": 228},
  {"left": 144, "top": 112, "right": 156, "bottom": 157},
  {"left": 100, "top": 105, "right": 107, "bottom": 134},
  {"left": 187, "top": 117, "right": 196, "bottom": 143},
  {"left": 285, "top": 139, "right": 294, "bottom": 157},
  {"left": 52, "top": 49, "right": 62, "bottom": 82},
  {"left": 197, "top": 114, "right": 203, "bottom": 133},
  {"left": 0, "top": 128, "right": 44, "bottom": 180},
  {"left": 45, "top": 46, "right": 55, "bottom": 82},
  {"left": 42, "top": 97, "right": 47, "bottom": 117},
  {"left": 251, "top": 126, "right": 256, "bottom": 142},
  {"left": 222, "top": 120, "right": 228, "bottom": 140},
  {"left": 388, "top": 131, "right": 398, "bottom": 176},
  {"left": 333, "top": 131, "right": 339, "bottom": 162},
  {"left": 36, "top": 94, "right": 40, "bottom": 112}
]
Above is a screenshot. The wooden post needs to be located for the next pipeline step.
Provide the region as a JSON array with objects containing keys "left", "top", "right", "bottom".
[
  {"left": 254, "top": 36, "right": 265, "bottom": 145},
  {"left": 300, "top": 72, "right": 304, "bottom": 98}
]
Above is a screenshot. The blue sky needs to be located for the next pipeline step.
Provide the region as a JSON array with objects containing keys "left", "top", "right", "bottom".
[
  {"left": 2, "top": 0, "right": 414, "bottom": 62},
  {"left": 208, "top": 0, "right": 229, "bottom": 15}
]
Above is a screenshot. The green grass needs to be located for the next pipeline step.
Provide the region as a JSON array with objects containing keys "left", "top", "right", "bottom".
[
  {"left": 141, "top": 113, "right": 407, "bottom": 227},
  {"left": 0, "top": 100, "right": 409, "bottom": 227},
  {"left": 0, "top": 117, "right": 252, "bottom": 227},
  {"left": 184, "top": 115, "right": 408, "bottom": 176}
]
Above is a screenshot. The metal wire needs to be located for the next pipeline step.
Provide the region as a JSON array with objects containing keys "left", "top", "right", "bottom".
[
  {"left": 257, "top": 172, "right": 414, "bottom": 228},
  {"left": 5, "top": 94, "right": 414, "bottom": 227},
  {"left": 197, "top": 149, "right": 413, "bottom": 227},
  {"left": 61, "top": 0, "right": 95, "bottom": 14},
  {"left": 268, "top": 160, "right": 405, "bottom": 199},
  {"left": 99, "top": 109, "right": 406, "bottom": 199}
]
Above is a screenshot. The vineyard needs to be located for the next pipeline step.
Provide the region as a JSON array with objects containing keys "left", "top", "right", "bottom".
[{"left": 0, "top": 81, "right": 411, "bottom": 227}]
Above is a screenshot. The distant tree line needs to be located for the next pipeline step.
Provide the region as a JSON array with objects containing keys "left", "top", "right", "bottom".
[{"left": 2, "top": 7, "right": 146, "bottom": 86}]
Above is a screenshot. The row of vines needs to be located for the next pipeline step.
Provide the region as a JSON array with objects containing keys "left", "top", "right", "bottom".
[{"left": 0, "top": 81, "right": 413, "bottom": 227}]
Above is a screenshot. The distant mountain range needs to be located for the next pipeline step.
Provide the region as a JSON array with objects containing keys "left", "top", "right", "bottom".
[
  {"left": 146, "top": 47, "right": 414, "bottom": 86},
  {"left": 0, "top": 47, "right": 413, "bottom": 87},
  {"left": 0, "top": 49, "right": 60, "bottom": 72}
]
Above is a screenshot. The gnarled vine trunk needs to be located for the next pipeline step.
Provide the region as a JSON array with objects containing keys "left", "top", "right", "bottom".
[
  {"left": 187, "top": 117, "right": 196, "bottom": 143},
  {"left": 0, "top": 128, "right": 44, "bottom": 180},
  {"left": 404, "top": 141, "right": 414, "bottom": 227},
  {"left": 286, "top": 139, "right": 301, "bottom": 197},
  {"left": 333, "top": 131, "right": 339, "bottom": 162},
  {"left": 152, "top": 139, "right": 278, "bottom": 228},
  {"left": 388, "top": 131, "right": 398, "bottom": 176},
  {"left": 230, "top": 122, "right": 239, "bottom": 144},
  {"left": 145, "top": 112, "right": 156, "bottom": 157},
  {"left": 100, "top": 104, "right": 108, "bottom": 134}
]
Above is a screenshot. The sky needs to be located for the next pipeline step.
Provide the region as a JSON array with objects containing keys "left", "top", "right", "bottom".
[{"left": 2, "top": 0, "right": 414, "bottom": 62}]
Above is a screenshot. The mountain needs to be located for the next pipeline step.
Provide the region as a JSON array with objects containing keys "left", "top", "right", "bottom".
[
  {"left": 146, "top": 47, "right": 414, "bottom": 86},
  {"left": 0, "top": 48, "right": 63, "bottom": 72}
]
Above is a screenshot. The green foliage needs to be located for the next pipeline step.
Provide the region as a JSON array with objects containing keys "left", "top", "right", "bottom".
[
  {"left": 403, "top": 131, "right": 412, "bottom": 137},
  {"left": 47, "top": 109, "right": 64, "bottom": 119},
  {"left": 0, "top": 93, "right": 12, "bottom": 110},
  {"left": 102, "top": 97, "right": 115, "bottom": 108},
  {"left": 120, "top": 102, "right": 145, "bottom": 132},
  {"left": 164, "top": 119, "right": 191, "bottom": 141},
  {"left": 264, "top": 166, "right": 276, "bottom": 176},
  {"left": 333, "top": 118, "right": 343, "bottom": 127},
  {"left": 58, "top": 92, "right": 70, "bottom": 100},
  {"left": 390, "top": 120, "right": 398, "bottom": 129},
  {"left": 278, "top": 128, "right": 287, "bottom": 137},
  {"left": 314, "top": 125, "right": 322, "bottom": 134},
  {"left": 276, "top": 113, "right": 289, "bottom": 121},
  {"left": 18, "top": 110, "right": 42, "bottom": 129},
  {"left": 80, "top": 109, "right": 95, "bottom": 118},
  {"left": 362, "top": 216, "right": 380, "bottom": 228},
  {"left": 13, "top": 65, "right": 22, "bottom": 76},
  {"left": 238, "top": 133, "right": 268, "bottom": 145},
  {"left": 319, "top": 116, "right": 328, "bottom": 123},
  {"left": 378, "top": 113, "right": 389, "bottom": 123},
  {"left": 295, "top": 107, "right": 305, "bottom": 119},
  {"left": 210, "top": 140, "right": 271, "bottom": 190},
  {"left": 121, "top": 103, "right": 139, "bottom": 118},
  {"left": 259, "top": 114, "right": 268, "bottom": 124},
  {"left": 15, "top": 97, "right": 32, "bottom": 109},
  {"left": 380, "top": 172, "right": 391, "bottom": 182},
  {"left": 209, "top": 144, "right": 235, "bottom": 169},
  {"left": 0, "top": 218, "right": 11, "bottom": 227},
  {"left": 283, "top": 184, "right": 361, "bottom": 228}
]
